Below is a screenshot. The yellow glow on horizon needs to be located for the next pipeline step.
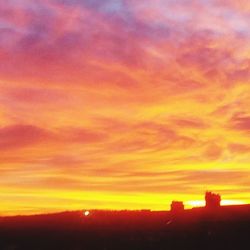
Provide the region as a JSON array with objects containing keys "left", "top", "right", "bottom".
[{"left": 186, "top": 199, "right": 247, "bottom": 208}]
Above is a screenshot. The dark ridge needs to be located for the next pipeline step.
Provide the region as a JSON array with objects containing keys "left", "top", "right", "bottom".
[{"left": 0, "top": 204, "right": 250, "bottom": 250}]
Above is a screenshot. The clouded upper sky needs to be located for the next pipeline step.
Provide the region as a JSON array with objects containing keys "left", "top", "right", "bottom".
[{"left": 0, "top": 0, "right": 250, "bottom": 215}]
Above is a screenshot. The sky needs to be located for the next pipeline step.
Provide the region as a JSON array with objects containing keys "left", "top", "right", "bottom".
[{"left": 0, "top": 0, "right": 250, "bottom": 215}]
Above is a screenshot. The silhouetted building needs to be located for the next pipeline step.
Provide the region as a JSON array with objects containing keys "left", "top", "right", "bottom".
[
  {"left": 171, "top": 201, "right": 184, "bottom": 213},
  {"left": 205, "top": 191, "right": 221, "bottom": 209}
]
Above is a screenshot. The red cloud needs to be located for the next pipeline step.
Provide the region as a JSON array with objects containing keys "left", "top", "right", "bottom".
[
  {"left": 61, "top": 127, "right": 108, "bottom": 144},
  {"left": 170, "top": 117, "right": 208, "bottom": 129},
  {"left": 230, "top": 114, "right": 250, "bottom": 131},
  {"left": 0, "top": 124, "right": 51, "bottom": 150}
]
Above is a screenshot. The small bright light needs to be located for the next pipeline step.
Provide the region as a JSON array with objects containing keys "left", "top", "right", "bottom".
[{"left": 84, "top": 210, "right": 90, "bottom": 216}]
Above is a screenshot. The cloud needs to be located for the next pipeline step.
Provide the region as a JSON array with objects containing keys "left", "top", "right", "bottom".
[
  {"left": 0, "top": 123, "right": 107, "bottom": 153},
  {"left": 4, "top": 87, "right": 67, "bottom": 104},
  {"left": 60, "top": 127, "right": 108, "bottom": 144},
  {"left": 0, "top": 124, "right": 52, "bottom": 150},
  {"left": 203, "top": 143, "right": 224, "bottom": 161},
  {"left": 230, "top": 113, "right": 250, "bottom": 131},
  {"left": 0, "top": 0, "right": 250, "bottom": 214},
  {"left": 228, "top": 143, "right": 250, "bottom": 154},
  {"left": 177, "top": 170, "right": 250, "bottom": 187},
  {"left": 169, "top": 117, "right": 208, "bottom": 129},
  {"left": 105, "top": 120, "right": 196, "bottom": 153},
  {"left": 218, "top": 0, "right": 250, "bottom": 13},
  {"left": 178, "top": 44, "right": 231, "bottom": 69}
]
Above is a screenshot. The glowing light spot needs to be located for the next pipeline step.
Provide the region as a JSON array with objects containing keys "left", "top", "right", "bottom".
[{"left": 84, "top": 210, "right": 90, "bottom": 216}]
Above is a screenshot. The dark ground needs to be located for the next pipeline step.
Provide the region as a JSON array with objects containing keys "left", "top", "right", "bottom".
[{"left": 0, "top": 206, "right": 250, "bottom": 250}]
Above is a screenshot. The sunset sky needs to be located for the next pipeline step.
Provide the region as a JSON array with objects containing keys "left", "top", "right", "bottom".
[{"left": 0, "top": 0, "right": 250, "bottom": 215}]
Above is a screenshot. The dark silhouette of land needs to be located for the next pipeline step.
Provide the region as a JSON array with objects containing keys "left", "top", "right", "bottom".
[{"left": 1, "top": 192, "right": 250, "bottom": 250}]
